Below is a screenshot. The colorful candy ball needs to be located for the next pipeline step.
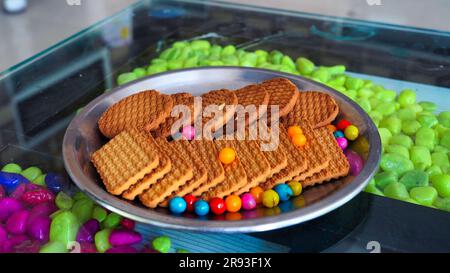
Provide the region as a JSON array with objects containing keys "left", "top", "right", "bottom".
[
  {"left": 194, "top": 200, "right": 209, "bottom": 216},
  {"left": 250, "top": 187, "right": 264, "bottom": 204},
  {"left": 337, "top": 119, "right": 351, "bottom": 131},
  {"left": 288, "top": 180, "right": 303, "bottom": 196},
  {"left": 262, "top": 190, "right": 280, "bottom": 208},
  {"left": 274, "top": 184, "right": 293, "bottom": 202},
  {"left": 169, "top": 197, "right": 187, "bottom": 214},
  {"left": 181, "top": 126, "right": 196, "bottom": 141},
  {"left": 183, "top": 194, "right": 197, "bottom": 212},
  {"left": 291, "top": 133, "right": 307, "bottom": 147},
  {"left": 344, "top": 125, "right": 359, "bottom": 141},
  {"left": 333, "top": 130, "right": 345, "bottom": 139},
  {"left": 225, "top": 195, "right": 242, "bottom": 213},
  {"left": 336, "top": 137, "right": 348, "bottom": 150},
  {"left": 288, "top": 126, "right": 303, "bottom": 138},
  {"left": 209, "top": 198, "right": 226, "bottom": 215},
  {"left": 219, "top": 148, "right": 236, "bottom": 165},
  {"left": 241, "top": 193, "right": 257, "bottom": 210},
  {"left": 327, "top": 124, "right": 337, "bottom": 132}
]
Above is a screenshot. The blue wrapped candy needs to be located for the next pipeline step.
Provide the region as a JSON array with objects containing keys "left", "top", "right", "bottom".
[
  {"left": 45, "top": 173, "right": 68, "bottom": 193},
  {"left": 0, "top": 171, "right": 30, "bottom": 194}
]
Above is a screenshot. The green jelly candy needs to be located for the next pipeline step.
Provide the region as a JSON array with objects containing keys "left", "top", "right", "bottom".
[
  {"left": 345, "top": 77, "right": 364, "bottom": 90},
  {"left": 103, "top": 212, "right": 122, "bottom": 229},
  {"left": 177, "top": 249, "right": 190, "bottom": 253},
  {"left": 1, "top": 163, "right": 22, "bottom": 174},
  {"left": 357, "top": 98, "right": 372, "bottom": 113},
  {"left": 133, "top": 68, "right": 147, "bottom": 78},
  {"left": 369, "top": 110, "right": 383, "bottom": 122},
  {"left": 410, "top": 146, "right": 432, "bottom": 169},
  {"left": 431, "top": 152, "right": 449, "bottom": 171},
  {"left": 401, "top": 120, "right": 421, "bottom": 135},
  {"left": 117, "top": 73, "right": 137, "bottom": 85},
  {"left": 147, "top": 64, "right": 167, "bottom": 75},
  {"left": 415, "top": 127, "right": 435, "bottom": 150},
  {"left": 184, "top": 56, "right": 199, "bottom": 68},
  {"left": 386, "top": 145, "right": 409, "bottom": 159},
  {"left": 73, "top": 191, "right": 89, "bottom": 201},
  {"left": 426, "top": 165, "right": 443, "bottom": 178},
  {"left": 210, "top": 45, "right": 222, "bottom": 56},
  {"left": 222, "top": 45, "right": 236, "bottom": 56},
  {"left": 380, "top": 153, "right": 414, "bottom": 176},
  {"left": 374, "top": 172, "right": 398, "bottom": 190},
  {"left": 256, "top": 55, "right": 268, "bottom": 65},
  {"left": 55, "top": 192, "right": 74, "bottom": 210},
  {"left": 152, "top": 236, "right": 171, "bottom": 253},
  {"left": 222, "top": 55, "right": 239, "bottom": 66},
  {"left": 375, "top": 102, "right": 396, "bottom": 117},
  {"left": 172, "top": 41, "right": 189, "bottom": 48},
  {"left": 190, "top": 40, "right": 211, "bottom": 51},
  {"left": 281, "top": 56, "right": 296, "bottom": 69},
  {"left": 159, "top": 48, "right": 174, "bottom": 60},
  {"left": 397, "top": 108, "right": 416, "bottom": 121},
  {"left": 296, "top": 57, "right": 315, "bottom": 75},
  {"left": 431, "top": 174, "right": 450, "bottom": 198},
  {"left": 405, "top": 198, "right": 420, "bottom": 205},
  {"left": 50, "top": 209, "right": 65, "bottom": 220},
  {"left": 379, "top": 116, "right": 402, "bottom": 135},
  {"left": 405, "top": 104, "right": 423, "bottom": 113},
  {"left": 378, "top": 89, "right": 397, "bottom": 102},
  {"left": 328, "top": 75, "right": 346, "bottom": 87},
  {"left": 92, "top": 206, "right": 108, "bottom": 223},
  {"left": 357, "top": 88, "right": 374, "bottom": 99},
  {"left": 32, "top": 174, "right": 46, "bottom": 186},
  {"left": 39, "top": 242, "right": 68, "bottom": 253},
  {"left": 378, "top": 128, "right": 392, "bottom": 148},
  {"left": 72, "top": 198, "right": 95, "bottom": 224},
  {"left": 179, "top": 46, "right": 192, "bottom": 60},
  {"left": 312, "top": 68, "right": 331, "bottom": 83},
  {"left": 364, "top": 182, "right": 384, "bottom": 196},
  {"left": 21, "top": 167, "right": 42, "bottom": 182},
  {"left": 95, "top": 229, "right": 112, "bottom": 253},
  {"left": 433, "top": 145, "right": 448, "bottom": 154},
  {"left": 50, "top": 211, "right": 80, "bottom": 247},
  {"left": 398, "top": 89, "right": 416, "bottom": 107},
  {"left": 255, "top": 49, "right": 269, "bottom": 58},
  {"left": 438, "top": 111, "right": 450, "bottom": 128},
  {"left": 151, "top": 58, "right": 167, "bottom": 65},
  {"left": 410, "top": 186, "right": 437, "bottom": 206},
  {"left": 389, "top": 134, "right": 413, "bottom": 149},
  {"left": 327, "top": 65, "right": 346, "bottom": 75},
  {"left": 167, "top": 59, "right": 184, "bottom": 70},
  {"left": 269, "top": 50, "right": 283, "bottom": 65},
  {"left": 434, "top": 197, "right": 450, "bottom": 212},
  {"left": 417, "top": 112, "right": 438, "bottom": 128},
  {"left": 384, "top": 182, "right": 410, "bottom": 201},
  {"left": 434, "top": 124, "right": 450, "bottom": 139},
  {"left": 440, "top": 133, "right": 450, "bottom": 149},
  {"left": 399, "top": 170, "right": 429, "bottom": 191},
  {"left": 419, "top": 101, "right": 437, "bottom": 112}
]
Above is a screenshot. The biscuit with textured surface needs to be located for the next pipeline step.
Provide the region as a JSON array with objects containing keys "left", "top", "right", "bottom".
[
  {"left": 91, "top": 129, "right": 159, "bottom": 195},
  {"left": 98, "top": 90, "right": 173, "bottom": 138},
  {"left": 259, "top": 78, "right": 300, "bottom": 117},
  {"left": 139, "top": 138, "right": 193, "bottom": 208},
  {"left": 200, "top": 89, "right": 238, "bottom": 135},
  {"left": 282, "top": 91, "right": 339, "bottom": 129},
  {"left": 301, "top": 127, "right": 350, "bottom": 187},
  {"left": 234, "top": 84, "right": 270, "bottom": 125}
]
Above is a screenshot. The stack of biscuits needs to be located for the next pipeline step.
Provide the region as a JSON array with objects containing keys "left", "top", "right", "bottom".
[{"left": 91, "top": 78, "right": 350, "bottom": 208}]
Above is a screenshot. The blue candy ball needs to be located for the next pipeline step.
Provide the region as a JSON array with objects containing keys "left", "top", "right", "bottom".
[
  {"left": 194, "top": 200, "right": 210, "bottom": 216},
  {"left": 169, "top": 197, "right": 187, "bottom": 214},
  {"left": 274, "top": 184, "right": 293, "bottom": 202},
  {"left": 0, "top": 171, "right": 29, "bottom": 194},
  {"left": 333, "top": 130, "right": 345, "bottom": 139},
  {"left": 45, "top": 173, "right": 67, "bottom": 193}
]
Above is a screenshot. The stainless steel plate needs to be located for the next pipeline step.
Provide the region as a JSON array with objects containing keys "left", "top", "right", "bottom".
[{"left": 63, "top": 67, "right": 381, "bottom": 233}]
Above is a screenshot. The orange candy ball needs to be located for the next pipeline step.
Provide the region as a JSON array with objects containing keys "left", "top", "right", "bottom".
[
  {"left": 219, "top": 147, "right": 236, "bottom": 164},
  {"left": 327, "top": 124, "right": 337, "bottom": 132},
  {"left": 291, "top": 133, "right": 307, "bottom": 147},
  {"left": 225, "top": 195, "right": 242, "bottom": 213},
  {"left": 250, "top": 187, "right": 264, "bottom": 204},
  {"left": 288, "top": 126, "right": 303, "bottom": 138}
]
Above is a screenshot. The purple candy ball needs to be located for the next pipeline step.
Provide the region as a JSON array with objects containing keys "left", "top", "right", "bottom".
[
  {"left": 109, "top": 229, "right": 142, "bottom": 246},
  {"left": 27, "top": 216, "right": 51, "bottom": 241},
  {"left": 344, "top": 150, "right": 364, "bottom": 176},
  {"left": 76, "top": 219, "right": 100, "bottom": 243},
  {"left": 336, "top": 137, "right": 348, "bottom": 150}
]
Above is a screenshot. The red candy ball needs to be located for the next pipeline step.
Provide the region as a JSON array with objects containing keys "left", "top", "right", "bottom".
[
  {"left": 336, "top": 119, "right": 352, "bottom": 131},
  {"left": 183, "top": 195, "right": 197, "bottom": 213},
  {"left": 120, "top": 218, "right": 135, "bottom": 230},
  {"left": 209, "top": 197, "right": 226, "bottom": 215}
]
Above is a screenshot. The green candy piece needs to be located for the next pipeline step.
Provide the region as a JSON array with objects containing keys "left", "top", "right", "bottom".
[
  {"left": 179, "top": 46, "right": 193, "bottom": 60},
  {"left": 21, "top": 167, "right": 42, "bottom": 182},
  {"left": 384, "top": 182, "right": 410, "bottom": 201},
  {"left": 399, "top": 170, "right": 429, "bottom": 191},
  {"left": 95, "top": 229, "right": 112, "bottom": 253},
  {"left": 117, "top": 73, "right": 137, "bottom": 85},
  {"left": 419, "top": 101, "right": 437, "bottom": 112},
  {"left": 281, "top": 56, "right": 296, "bottom": 69},
  {"left": 256, "top": 55, "right": 268, "bottom": 65},
  {"left": 311, "top": 68, "right": 331, "bottom": 83},
  {"left": 357, "top": 88, "right": 374, "bottom": 99},
  {"left": 296, "top": 57, "right": 315, "bottom": 75},
  {"left": 255, "top": 49, "right": 269, "bottom": 58},
  {"left": 72, "top": 198, "right": 95, "bottom": 224},
  {"left": 50, "top": 209, "right": 66, "bottom": 220},
  {"left": 55, "top": 192, "right": 74, "bottom": 210},
  {"left": 151, "top": 58, "right": 167, "bottom": 65},
  {"left": 405, "top": 198, "right": 420, "bottom": 205},
  {"left": 1, "top": 163, "right": 22, "bottom": 174},
  {"left": 375, "top": 102, "right": 396, "bottom": 117},
  {"left": 433, "top": 145, "right": 448, "bottom": 154},
  {"left": 434, "top": 197, "right": 450, "bottom": 212},
  {"left": 147, "top": 64, "right": 167, "bottom": 75},
  {"left": 345, "top": 77, "right": 364, "bottom": 90},
  {"left": 405, "top": 103, "right": 423, "bottom": 113},
  {"left": 222, "top": 55, "right": 239, "bottom": 66},
  {"left": 172, "top": 41, "right": 189, "bottom": 48},
  {"left": 327, "top": 65, "right": 346, "bottom": 75},
  {"left": 369, "top": 110, "right": 383, "bottom": 122},
  {"left": 398, "top": 89, "right": 416, "bottom": 107},
  {"left": 73, "top": 191, "right": 89, "bottom": 201},
  {"left": 434, "top": 124, "right": 450, "bottom": 139},
  {"left": 327, "top": 75, "right": 346, "bottom": 87},
  {"left": 410, "top": 186, "right": 437, "bottom": 206},
  {"left": 210, "top": 45, "right": 222, "bottom": 57},
  {"left": 102, "top": 212, "right": 122, "bottom": 229},
  {"left": 32, "top": 174, "right": 46, "bottom": 186},
  {"left": 417, "top": 112, "right": 438, "bottom": 128},
  {"left": 39, "top": 242, "right": 68, "bottom": 253},
  {"left": 167, "top": 59, "right": 184, "bottom": 70},
  {"left": 159, "top": 48, "right": 174, "bottom": 60},
  {"left": 438, "top": 111, "right": 450, "bottom": 128},
  {"left": 364, "top": 182, "right": 384, "bottom": 196},
  {"left": 209, "top": 60, "right": 224, "bottom": 66},
  {"left": 177, "top": 249, "right": 190, "bottom": 253},
  {"left": 389, "top": 134, "right": 413, "bottom": 149},
  {"left": 379, "top": 116, "right": 402, "bottom": 135},
  {"left": 386, "top": 145, "right": 409, "bottom": 159},
  {"left": 415, "top": 127, "right": 435, "bottom": 150},
  {"left": 133, "top": 68, "right": 147, "bottom": 78},
  {"left": 92, "top": 206, "right": 108, "bottom": 223},
  {"left": 431, "top": 152, "right": 449, "bottom": 172},
  {"left": 374, "top": 172, "right": 398, "bottom": 190},
  {"left": 269, "top": 50, "right": 283, "bottom": 64},
  {"left": 380, "top": 153, "right": 414, "bottom": 176},
  {"left": 50, "top": 211, "right": 80, "bottom": 247},
  {"left": 431, "top": 174, "right": 450, "bottom": 198},
  {"left": 357, "top": 98, "right": 372, "bottom": 113},
  {"left": 279, "top": 65, "right": 296, "bottom": 74},
  {"left": 426, "top": 165, "right": 443, "bottom": 178},
  {"left": 378, "top": 128, "right": 392, "bottom": 148},
  {"left": 152, "top": 236, "right": 171, "bottom": 253},
  {"left": 184, "top": 56, "right": 199, "bottom": 68},
  {"left": 410, "top": 146, "right": 432, "bottom": 169},
  {"left": 440, "top": 133, "right": 450, "bottom": 149},
  {"left": 377, "top": 89, "right": 397, "bottom": 102},
  {"left": 190, "top": 40, "right": 211, "bottom": 51},
  {"left": 397, "top": 108, "right": 416, "bottom": 121},
  {"left": 401, "top": 120, "right": 421, "bottom": 135},
  {"left": 221, "top": 45, "right": 236, "bottom": 56}
]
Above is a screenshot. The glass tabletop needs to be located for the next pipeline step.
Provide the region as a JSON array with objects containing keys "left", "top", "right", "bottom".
[{"left": 0, "top": 0, "right": 449, "bottom": 253}]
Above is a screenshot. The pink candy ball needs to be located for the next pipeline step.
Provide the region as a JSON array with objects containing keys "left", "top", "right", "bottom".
[
  {"left": 336, "top": 137, "right": 348, "bottom": 150},
  {"left": 241, "top": 193, "right": 257, "bottom": 211},
  {"left": 344, "top": 150, "right": 364, "bottom": 176},
  {"left": 181, "top": 126, "right": 196, "bottom": 141}
]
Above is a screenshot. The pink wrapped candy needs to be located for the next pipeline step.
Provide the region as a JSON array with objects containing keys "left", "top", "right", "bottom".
[
  {"left": 0, "top": 198, "right": 23, "bottom": 222},
  {"left": 109, "top": 229, "right": 142, "bottom": 246},
  {"left": 6, "top": 210, "right": 30, "bottom": 235}
]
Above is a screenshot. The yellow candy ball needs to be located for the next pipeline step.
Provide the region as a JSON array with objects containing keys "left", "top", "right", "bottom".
[
  {"left": 262, "top": 190, "right": 280, "bottom": 208},
  {"left": 344, "top": 125, "right": 359, "bottom": 141},
  {"left": 288, "top": 180, "right": 303, "bottom": 196}
]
